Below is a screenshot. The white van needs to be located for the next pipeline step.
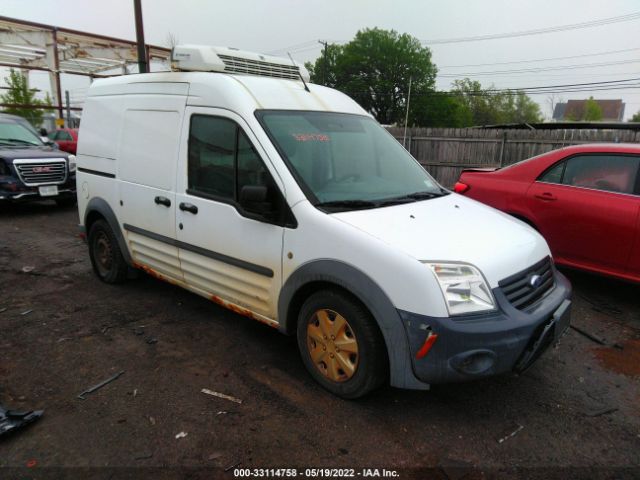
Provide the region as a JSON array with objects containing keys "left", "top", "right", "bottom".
[{"left": 77, "top": 45, "right": 571, "bottom": 398}]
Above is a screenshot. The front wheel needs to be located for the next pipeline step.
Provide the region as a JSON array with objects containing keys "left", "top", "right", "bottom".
[
  {"left": 88, "top": 219, "right": 128, "bottom": 284},
  {"left": 296, "top": 289, "right": 388, "bottom": 399}
]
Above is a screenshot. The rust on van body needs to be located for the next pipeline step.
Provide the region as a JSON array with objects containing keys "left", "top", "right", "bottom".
[
  {"left": 134, "top": 263, "right": 178, "bottom": 286},
  {"left": 209, "top": 294, "right": 278, "bottom": 329},
  {"left": 134, "top": 262, "right": 278, "bottom": 329}
]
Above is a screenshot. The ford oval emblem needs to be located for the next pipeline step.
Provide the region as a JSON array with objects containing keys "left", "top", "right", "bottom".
[{"left": 529, "top": 274, "right": 543, "bottom": 288}]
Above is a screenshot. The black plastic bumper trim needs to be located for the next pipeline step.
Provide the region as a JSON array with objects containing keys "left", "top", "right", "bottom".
[
  {"left": 77, "top": 167, "right": 115, "bottom": 178},
  {"left": 122, "top": 223, "right": 274, "bottom": 278}
]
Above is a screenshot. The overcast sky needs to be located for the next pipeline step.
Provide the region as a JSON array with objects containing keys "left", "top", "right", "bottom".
[{"left": 3, "top": 0, "right": 640, "bottom": 119}]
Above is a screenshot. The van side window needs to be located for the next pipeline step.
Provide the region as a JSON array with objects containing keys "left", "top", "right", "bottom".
[
  {"left": 237, "top": 130, "right": 270, "bottom": 191},
  {"left": 188, "top": 116, "right": 236, "bottom": 200},
  {"left": 187, "top": 115, "right": 289, "bottom": 225}
]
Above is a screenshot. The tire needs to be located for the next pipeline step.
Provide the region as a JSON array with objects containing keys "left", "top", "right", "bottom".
[
  {"left": 55, "top": 197, "right": 77, "bottom": 207},
  {"left": 296, "top": 289, "right": 388, "bottom": 399},
  {"left": 88, "top": 219, "right": 128, "bottom": 284}
]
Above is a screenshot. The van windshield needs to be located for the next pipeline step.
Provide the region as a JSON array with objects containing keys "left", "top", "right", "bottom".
[{"left": 257, "top": 111, "right": 447, "bottom": 211}]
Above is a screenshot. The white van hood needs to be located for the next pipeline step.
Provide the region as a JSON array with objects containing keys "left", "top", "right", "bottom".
[{"left": 331, "top": 193, "right": 551, "bottom": 288}]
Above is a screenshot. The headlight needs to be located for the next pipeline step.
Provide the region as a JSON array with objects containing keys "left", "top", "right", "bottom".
[
  {"left": 424, "top": 262, "right": 495, "bottom": 316},
  {"left": 68, "top": 155, "right": 76, "bottom": 172}
]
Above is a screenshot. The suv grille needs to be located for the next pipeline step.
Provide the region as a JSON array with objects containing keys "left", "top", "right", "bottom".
[
  {"left": 14, "top": 160, "right": 67, "bottom": 186},
  {"left": 499, "top": 256, "right": 554, "bottom": 310},
  {"left": 218, "top": 54, "right": 301, "bottom": 80}
]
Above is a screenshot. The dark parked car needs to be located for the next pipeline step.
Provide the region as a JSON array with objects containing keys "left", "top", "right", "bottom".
[
  {"left": 0, "top": 114, "right": 76, "bottom": 206},
  {"left": 455, "top": 143, "right": 640, "bottom": 283},
  {"left": 50, "top": 128, "right": 79, "bottom": 154}
]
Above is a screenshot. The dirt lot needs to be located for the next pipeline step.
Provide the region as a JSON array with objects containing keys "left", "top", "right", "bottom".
[{"left": 1, "top": 201, "right": 639, "bottom": 479}]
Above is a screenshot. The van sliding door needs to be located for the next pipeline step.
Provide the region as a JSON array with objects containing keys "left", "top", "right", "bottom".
[{"left": 117, "top": 100, "right": 186, "bottom": 283}]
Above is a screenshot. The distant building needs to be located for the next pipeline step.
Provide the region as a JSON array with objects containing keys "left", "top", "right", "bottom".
[{"left": 552, "top": 99, "right": 625, "bottom": 122}]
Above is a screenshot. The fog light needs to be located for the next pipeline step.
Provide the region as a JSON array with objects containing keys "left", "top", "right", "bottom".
[{"left": 450, "top": 350, "right": 496, "bottom": 375}]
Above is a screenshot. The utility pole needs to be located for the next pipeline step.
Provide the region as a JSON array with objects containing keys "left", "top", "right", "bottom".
[
  {"left": 65, "top": 90, "right": 71, "bottom": 128},
  {"left": 133, "top": 0, "right": 148, "bottom": 73},
  {"left": 318, "top": 40, "right": 328, "bottom": 85},
  {"left": 403, "top": 76, "right": 412, "bottom": 149}
]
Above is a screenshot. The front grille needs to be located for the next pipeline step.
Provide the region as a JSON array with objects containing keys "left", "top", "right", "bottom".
[
  {"left": 14, "top": 160, "right": 67, "bottom": 186},
  {"left": 499, "top": 256, "right": 554, "bottom": 310},
  {"left": 218, "top": 54, "right": 301, "bottom": 80}
]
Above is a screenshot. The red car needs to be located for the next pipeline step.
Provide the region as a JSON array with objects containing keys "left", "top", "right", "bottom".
[
  {"left": 455, "top": 143, "right": 640, "bottom": 283},
  {"left": 50, "top": 128, "right": 78, "bottom": 154}
]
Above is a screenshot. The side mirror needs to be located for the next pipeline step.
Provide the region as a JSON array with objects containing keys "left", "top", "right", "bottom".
[
  {"left": 239, "top": 185, "right": 273, "bottom": 216},
  {"left": 39, "top": 128, "right": 48, "bottom": 136}
]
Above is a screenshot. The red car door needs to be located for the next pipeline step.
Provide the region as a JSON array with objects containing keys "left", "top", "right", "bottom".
[
  {"left": 526, "top": 153, "right": 640, "bottom": 275},
  {"left": 55, "top": 129, "right": 74, "bottom": 153}
]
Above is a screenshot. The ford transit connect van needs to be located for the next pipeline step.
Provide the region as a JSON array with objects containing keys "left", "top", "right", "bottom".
[{"left": 77, "top": 45, "right": 571, "bottom": 398}]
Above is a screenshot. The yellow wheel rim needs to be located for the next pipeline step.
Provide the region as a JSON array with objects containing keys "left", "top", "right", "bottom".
[{"left": 306, "top": 309, "right": 359, "bottom": 382}]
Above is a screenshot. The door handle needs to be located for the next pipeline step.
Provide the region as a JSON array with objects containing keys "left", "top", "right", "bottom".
[
  {"left": 179, "top": 202, "right": 198, "bottom": 214},
  {"left": 154, "top": 196, "right": 171, "bottom": 207},
  {"left": 535, "top": 192, "right": 557, "bottom": 201}
]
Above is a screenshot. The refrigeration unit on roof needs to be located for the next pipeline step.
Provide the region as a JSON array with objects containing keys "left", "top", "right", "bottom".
[{"left": 171, "top": 45, "right": 310, "bottom": 82}]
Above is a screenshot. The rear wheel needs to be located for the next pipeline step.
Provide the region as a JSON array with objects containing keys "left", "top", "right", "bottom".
[
  {"left": 296, "top": 289, "right": 387, "bottom": 399},
  {"left": 88, "top": 219, "right": 128, "bottom": 284}
]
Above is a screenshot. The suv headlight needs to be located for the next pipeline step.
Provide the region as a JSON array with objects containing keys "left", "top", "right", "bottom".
[
  {"left": 424, "top": 262, "right": 496, "bottom": 316},
  {"left": 68, "top": 154, "right": 76, "bottom": 172}
]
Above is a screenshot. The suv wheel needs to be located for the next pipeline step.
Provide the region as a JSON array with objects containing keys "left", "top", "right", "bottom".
[
  {"left": 296, "top": 289, "right": 388, "bottom": 399},
  {"left": 88, "top": 219, "right": 128, "bottom": 284}
]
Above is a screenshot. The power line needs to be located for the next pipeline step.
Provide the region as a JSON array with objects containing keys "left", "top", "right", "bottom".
[
  {"left": 343, "top": 78, "right": 640, "bottom": 98},
  {"left": 421, "top": 11, "right": 640, "bottom": 45},
  {"left": 266, "top": 40, "right": 317, "bottom": 54},
  {"left": 438, "top": 58, "right": 640, "bottom": 77},
  {"left": 463, "top": 77, "right": 640, "bottom": 92},
  {"left": 440, "top": 46, "right": 640, "bottom": 68},
  {"left": 266, "top": 40, "right": 322, "bottom": 55},
  {"left": 346, "top": 85, "right": 640, "bottom": 98}
]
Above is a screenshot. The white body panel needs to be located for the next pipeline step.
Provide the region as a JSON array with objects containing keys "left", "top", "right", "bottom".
[
  {"left": 331, "top": 194, "right": 551, "bottom": 289},
  {"left": 77, "top": 70, "right": 553, "bottom": 325}
]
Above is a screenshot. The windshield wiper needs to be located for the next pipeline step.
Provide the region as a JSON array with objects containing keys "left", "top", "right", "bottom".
[
  {"left": 315, "top": 199, "right": 381, "bottom": 211},
  {"left": 378, "top": 191, "right": 449, "bottom": 204},
  {"left": 405, "top": 190, "right": 449, "bottom": 199}
]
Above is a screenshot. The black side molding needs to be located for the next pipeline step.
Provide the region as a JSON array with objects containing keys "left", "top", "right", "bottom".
[
  {"left": 78, "top": 167, "right": 115, "bottom": 178},
  {"left": 123, "top": 223, "right": 274, "bottom": 278}
]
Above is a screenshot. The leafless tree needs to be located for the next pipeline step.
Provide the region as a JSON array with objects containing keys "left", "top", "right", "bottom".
[
  {"left": 166, "top": 32, "right": 179, "bottom": 49},
  {"left": 547, "top": 94, "right": 564, "bottom": 121}
]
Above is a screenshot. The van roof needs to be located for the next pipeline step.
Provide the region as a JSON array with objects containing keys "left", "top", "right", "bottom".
[{"left": 86, "top": 72, "right": 368, "bottom": 117}]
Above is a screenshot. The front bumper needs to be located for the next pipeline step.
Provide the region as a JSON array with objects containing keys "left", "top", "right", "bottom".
[
  {"left": 399, "top": 269, "right": 572, "bottom": 384},
  {"left": 0, "top": 177, "right": 76, "bottom": 202}
]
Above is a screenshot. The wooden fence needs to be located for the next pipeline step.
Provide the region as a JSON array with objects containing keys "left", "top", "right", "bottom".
[{"left": 386, "top": 127, "right": 640, "bottom": 187}]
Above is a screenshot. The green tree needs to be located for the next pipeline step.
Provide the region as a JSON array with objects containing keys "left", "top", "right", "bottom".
[
  {"left": 305, "top": 43, "right": 343, "bottom": 88},
  {"left": 306, "top": 28, "right": 437, "bottom": 125},
  {"left": 410, "top": 93, "right": 471, "bottom": 127},
  {"left": 450, "top": 78, "right": 542, "bottom": 126},
  {"left": 630, "top": 110, "right": 640, "bottom": 122},
  {"left": 583, "top": 96, "right": 603, "bottom": 121},
  {"left": 0, "top": 69, "right": 51, "bottom": 126}
]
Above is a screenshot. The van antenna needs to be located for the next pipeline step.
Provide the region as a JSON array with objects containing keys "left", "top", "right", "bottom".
[{"left": 287, "top": 52, "right": 310, "bottom": 93}]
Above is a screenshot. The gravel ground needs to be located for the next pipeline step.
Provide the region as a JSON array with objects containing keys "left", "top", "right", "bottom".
[{"left": 0, "top": 201, "right": 639, "bottom": 479}]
